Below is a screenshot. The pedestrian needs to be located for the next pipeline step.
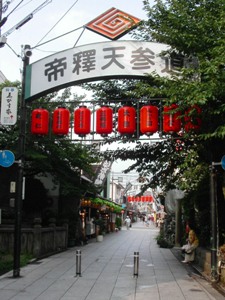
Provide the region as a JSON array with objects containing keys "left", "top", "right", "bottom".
[
  {"left": 124, "top": 216, "right": 131, "bottom": 230},
  {"left": 150, "top": 215, "right": 154, "bottom": 225},
  {"left": 181, "top": 229, "right": 199, "bottom": 263}
]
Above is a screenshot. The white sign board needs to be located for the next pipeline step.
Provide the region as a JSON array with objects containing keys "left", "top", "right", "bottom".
[
  {"left": 94, "top": 160, "right": 113, "bottom": 186},
  {"left": 1, "top": 87, "right": 18, "bottom": 125},
  {"left": 25, "top": 41, "right": 174, "bottom": 101}
]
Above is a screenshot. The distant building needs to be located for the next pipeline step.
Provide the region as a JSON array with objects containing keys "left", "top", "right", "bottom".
[{"left": 0, "top": 71, "right": 6, "bottom": 83}]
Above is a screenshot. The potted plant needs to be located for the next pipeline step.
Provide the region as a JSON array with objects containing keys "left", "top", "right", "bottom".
[
  {"left": 115, "top": 216, "right": 122, "bottom": 230},
  {"left": 94, "top": 218, "right": 106, "bottom": 242}
]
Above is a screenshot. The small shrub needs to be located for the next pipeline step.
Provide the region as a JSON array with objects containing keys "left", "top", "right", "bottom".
[{"left": 155, "top": 233, "right": 173, "bottom": 248}]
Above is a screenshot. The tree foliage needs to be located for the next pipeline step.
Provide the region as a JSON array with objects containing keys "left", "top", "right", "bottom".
[
  {"left": 0, "top": 83, "right": 100, "bottom": 220},
  {"left": 82, "top": 0, "right": 225, "bottom": 245}
]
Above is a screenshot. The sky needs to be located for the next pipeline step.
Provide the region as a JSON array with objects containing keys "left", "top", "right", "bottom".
[
  {"left": 0, "top": 0, "right": 151, "bottom": 175},
  {"left": 0, "top": 0, "right": 148, "bottom": 82}
]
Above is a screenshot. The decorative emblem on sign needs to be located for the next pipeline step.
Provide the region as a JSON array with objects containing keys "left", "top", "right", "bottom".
[{"left": 85, "top": 7, "right": 141, "bottom": 40}]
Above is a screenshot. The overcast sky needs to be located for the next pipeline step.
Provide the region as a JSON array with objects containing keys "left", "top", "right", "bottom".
[
  {"left": 0, "top": 0, "right": 148, "bottom": 81},
  {"left": 0, "top": 0, "right": 152, "bottom": 175}
]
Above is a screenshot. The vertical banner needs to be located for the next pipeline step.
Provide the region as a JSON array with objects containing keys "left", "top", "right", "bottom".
[
  {"left": 1, "top": 87, "right": 18, "bottom": 125},
  {"left": 94, "top": 160, "right": 113, "bottom": 188}
]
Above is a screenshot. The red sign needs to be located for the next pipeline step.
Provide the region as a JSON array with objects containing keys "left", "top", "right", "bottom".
[{"left": 85, "top": 7, "right": 141, "bottom": 40}]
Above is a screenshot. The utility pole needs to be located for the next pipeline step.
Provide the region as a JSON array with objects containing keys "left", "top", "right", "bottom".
[
  {"left": 0, "top": 0, "right": 2, "bottom": 30},
  {"left": 13, "top": 45, "right": 31, "bottom": 278}
]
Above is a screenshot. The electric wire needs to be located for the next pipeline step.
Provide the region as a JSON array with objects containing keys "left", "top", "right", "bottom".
[
  {"left": 4, "top": 0, "right": 24, "bottom": 18},
  {"left": 73, "top": 26, "right": 85, "bottom": 47},
  {"left": 15, "top": 0, "right": 38, "bottom": 11},
  {"left": 35, "top": 0, "right": 79, "bottom": 48},
  {"left": 2, "top": 0, "right": 17, "bottom": 14},
  {"left": 32, "top": 25, "right": 84, "bottom": 50},
  {"left": 0, "top": 0, "right": 24, "bottom": 27},
  {"left": 6, "top": 42, "right": 21, "bottom": 57}
]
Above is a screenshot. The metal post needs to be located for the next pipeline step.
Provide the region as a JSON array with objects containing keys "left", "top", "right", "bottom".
[
  {"left": 210, "top": 165, "right": 218, "bottom": 282},
  {"left": 13, "top": 45, "right": 30, "bottom": 278},
  {"left": 133, "top": 251, "right": 139, "bottom": 277},
  {"left": 175, "top": 199, "right": 182, "bottom": 247},
  {"left": 76, "top": 249, "right": 82, "bottom": 277}
]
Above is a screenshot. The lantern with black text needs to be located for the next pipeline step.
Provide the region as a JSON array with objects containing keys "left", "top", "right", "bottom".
[
  {"left": 118, "top": 106, "right": 136, "bottom": 134},
  {"left": 140, "top": 105, "right": 158, "bottom": 134},
  {"left": 96, "top": 106, "right": 113, "bottom": 135},
  {"left": 74, "top": 106, "right": 91, "bottom": 136},
  {"left": 31, "top": 108, "right": 49, "bottom": 135},
  {"left": 52, "top": 107, "right": 70, "bottom": 135},
  {"left": 184, "top": 105, "right": 202, "bottom": 132},
  {"left": 163, "top": 104, "right": 181, "bottom": 132}
]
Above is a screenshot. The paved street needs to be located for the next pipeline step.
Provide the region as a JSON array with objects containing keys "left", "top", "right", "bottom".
[{"left": 0, "top": 221, "right": 224, "bottom": 300}]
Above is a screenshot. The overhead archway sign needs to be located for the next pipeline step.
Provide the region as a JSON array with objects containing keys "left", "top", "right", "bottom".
[{"left": 25, "top": 41, "right": 173, "bottom": 101}]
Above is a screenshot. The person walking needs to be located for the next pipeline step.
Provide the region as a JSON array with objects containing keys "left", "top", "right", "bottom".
[{"left": 124, "top": 216, "right": 131, "bottom": 230}]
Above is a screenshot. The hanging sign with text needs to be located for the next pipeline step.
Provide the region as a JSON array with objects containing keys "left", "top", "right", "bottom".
[
  {"left": 0, "top": 87, "right": 18, "bottom": 125},
  {"left": 24, "top": 41, "right": 179, "bottom": 101}
]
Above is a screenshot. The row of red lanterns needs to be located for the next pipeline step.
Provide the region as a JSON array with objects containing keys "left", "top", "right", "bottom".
[
  {"left": 127, "top": 195, "right": 154, "bottom": 202},
  {"left": 31, "top": 104, "right": 202, "bottom": 136}
]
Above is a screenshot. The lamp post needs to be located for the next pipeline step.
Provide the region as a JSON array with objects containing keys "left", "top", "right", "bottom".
[{"left": 13, "top": 45, "right": 31, "bottom": 278}]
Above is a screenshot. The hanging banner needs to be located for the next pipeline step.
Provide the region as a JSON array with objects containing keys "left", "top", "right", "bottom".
[
  {"left": 0, "top": 87, "right": 18, "bottom": 125},
  {"left": 24, "top": 41, "right": 177, "bottom": 101},
  {"left": 94, "top": 159, "right": 113, "bottom": 187}
]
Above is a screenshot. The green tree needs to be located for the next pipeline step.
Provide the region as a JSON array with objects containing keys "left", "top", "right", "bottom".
[
  {"left": 82, "top": 0, "right": 225, "bottom": 245},
  {"left": 133, "top": 0, "right": 225, "bottom": 245},
  {"left": 0, "top": 83, "right": 101, "bottom": 223}
]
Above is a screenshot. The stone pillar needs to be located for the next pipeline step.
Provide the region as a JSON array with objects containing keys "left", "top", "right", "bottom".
[
  {"left": 33, "top": 218, "right": 42, "bottom": 257},
  {"left": 62, "top": 220, "right": 68, "bottom": 250},
  {"left": 48, "top": 218, "right": 56, "bottom": 252}
]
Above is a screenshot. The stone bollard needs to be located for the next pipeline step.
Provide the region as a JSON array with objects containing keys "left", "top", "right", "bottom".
[
  {"left": 76, "top": 249, "right": 82, "bottom": 277},
  {"left": 133, "top": 251, "right": 139, "bottom": 277}
]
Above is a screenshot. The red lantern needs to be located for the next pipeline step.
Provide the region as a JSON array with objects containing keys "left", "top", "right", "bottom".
[
  {"left": 74, "top": 106, "right": 91, "bottom": 136},
  {"left": 163, "top": 104, "right": 181, "bottom": 132},
  {"left": 140, "top": 105, "right": 158, "bottom": 134},
  {"left": 96, "top": 106, "right": 113, "bottom": 135},
  {"left": 31, "top": 108, "right": 49, "bottom": 135},
  {"left": 148, "top": 196, "right": 153, "bottom": 202},
  {"left": 127, "top": 196, "right": 132, "bottom": 202},
  {"left": 118, "top": 106, "right": 136, "bottom": 134},
  {"left": 52, "top": 107, "right": 70, "bottom": 135},
  {"left": 184, "top": 105, "right": 202, "bottom": 132}
]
